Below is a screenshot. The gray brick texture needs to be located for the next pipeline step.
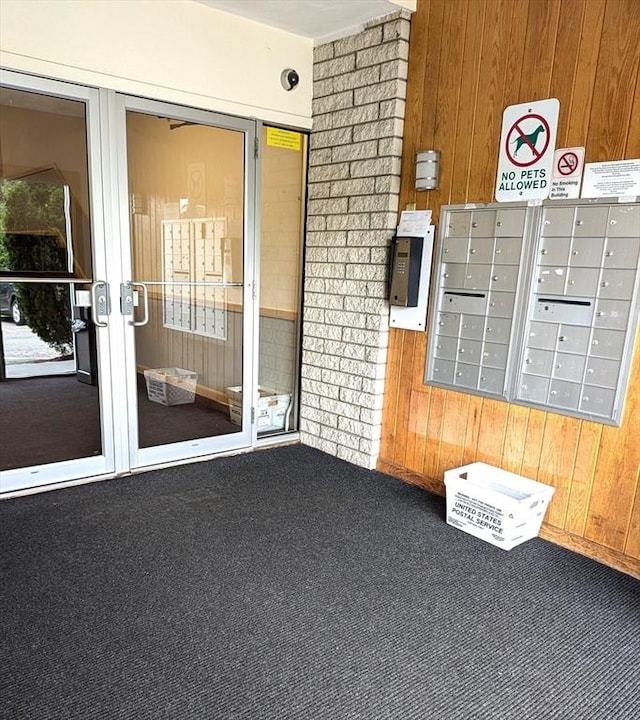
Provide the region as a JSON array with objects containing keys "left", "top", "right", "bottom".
[{"left": 301, "top": 11, "right": 411, "bottom": 470}]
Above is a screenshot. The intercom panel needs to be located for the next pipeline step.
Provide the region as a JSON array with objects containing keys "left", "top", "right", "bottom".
[
  {"left": 389, "top": 236, "right": 423, "bottom": 307},
  {"left": 389, "top": 226, "right": 435, "bottom": 331}
]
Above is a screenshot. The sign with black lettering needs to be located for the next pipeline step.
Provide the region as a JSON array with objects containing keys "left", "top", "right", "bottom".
[
  {"left": 495, "top": 99, "right": 560, "bottom": 202},
  {"left": 549, "top": 147, "right": 585, "bottom": 199}
]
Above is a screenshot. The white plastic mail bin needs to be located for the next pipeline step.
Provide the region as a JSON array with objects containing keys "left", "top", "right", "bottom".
[
  {"left": 226, "top": 385, "right": 291, "bottom": 431},
  {"left": 144, "top": 368, "right": 197, "bottom": 406},
  {"left": 444, "top": 462, "right": 555, "bottom": 550}
]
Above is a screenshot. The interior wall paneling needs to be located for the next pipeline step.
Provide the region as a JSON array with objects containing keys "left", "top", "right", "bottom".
[
  {"left": 450, "top": 0, "right": 487, "bottom": 207},
  {"left": 566, "top": 0, "right": 606, "bottom": 147},
  {"left": 587, "top": 0, "right": 640, "bottom": 159},
  {"left": 517, "top": 0, "right": 561, "bottom": 100},
  {"left": 626, "top": 63, "right": 640, "bottom": 155},
  {"left": 379, "top": 0, "right": 640, "bottom": 577}
]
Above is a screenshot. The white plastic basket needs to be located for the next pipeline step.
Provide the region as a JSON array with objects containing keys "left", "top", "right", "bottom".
[
  {"left": 144, "top": 368, "right": 197, "bottom": 406},
  {"left": 444, "top": 462, "right": 555, "bottom": 550}
]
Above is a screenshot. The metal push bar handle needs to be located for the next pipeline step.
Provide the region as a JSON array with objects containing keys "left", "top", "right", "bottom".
[
  {"left": 127, "top": 281, "right": 149, "bottom": 327},
  {"left": 90, "top": 280, "right": 109, "bottom": 327}
]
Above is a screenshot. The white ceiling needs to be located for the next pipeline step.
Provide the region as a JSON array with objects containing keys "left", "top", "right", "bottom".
[{"left": 196, "top": 0, "right": 415, "bottom": 43}]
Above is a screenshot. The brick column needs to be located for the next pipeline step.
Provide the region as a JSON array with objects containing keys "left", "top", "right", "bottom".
[{"left": 300, "top": 11, "right": 411, "bottom": 468}]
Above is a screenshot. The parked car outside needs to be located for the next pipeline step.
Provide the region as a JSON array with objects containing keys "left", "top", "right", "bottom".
[{"left": 0, "top": 275, "right": 26, "bottom": 325}]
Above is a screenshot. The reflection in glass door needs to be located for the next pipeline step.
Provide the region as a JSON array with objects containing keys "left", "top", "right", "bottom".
[
  {"left": 0, "top": 74, "right": 113, "bottom": 491},
  {"left": 258, "top": 126, "right": 307, "bottom": 437},
  {"left": 0, "top": 78, "right": 304, "bottom": 493},
  {"left": 119, "top": 100, "right": 255, "bottom": 467}
]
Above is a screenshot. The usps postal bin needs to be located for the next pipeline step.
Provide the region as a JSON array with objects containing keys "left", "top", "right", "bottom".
[
  {"left": 226, "top": 386, "right": 291, "bottom": 431},
  {"left": 444, "top": 462, "right": 555, "bottom": 550},
  {"left": 144, "top": 368, "right": 197, "bottom": 406}
]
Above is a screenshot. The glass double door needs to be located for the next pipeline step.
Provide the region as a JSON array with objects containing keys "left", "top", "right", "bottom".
[{"left": 0, "top": 72, "right": 255, "bottom": 493}]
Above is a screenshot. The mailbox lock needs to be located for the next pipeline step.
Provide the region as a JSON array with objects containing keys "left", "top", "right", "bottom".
[
  {"left": 456, "top": 372, "right": 462, "bottom": 377},
  {"left": 572, "top": 250, "right": 579, "bottom": 255},
  {"left": 496, "top": 221, "right": 503, "bottom": 227},
  {"left": 606, "top": 251, "right": 613, "bottom": 256},
  {"left": 576, "top": 220, "right": 583, "bottom": 226},
  {"left": 587, "top": 368, "right": 594, "bottom": 374},
  {"left": 609, "top": 220, "right": 617, "bottom": 225},
  {"left": 495, "top": 248, "right": 502, "bottom": 254},
  {"left": 550, "top": 390, "right": 557, "bottom": 396},
  {"left": 472, "top": 222, "right": 478, "bottom": 228},
  {"left": 596, "top": 311, "right": 603, "bottom": 317},
  {"left": 601, "top": 281, "right": 609, "bottom": 287},
  {"left": 592, "top": 340, "right": 599, "bottom": 346},
  {"left": 470, "top": 248, "right": 476, "bottom": 254},
  {"left": 493, "top": 275, "right": 499, "bottom": 281},
  {"left": 559, "top": 335, "right": 566, "bottom": 342},
  {"left": 459, "top": 348, "right": 465, "bottom": 353},
  {"left": 541, "top": 249, "right": 548, "bottom": 255}
]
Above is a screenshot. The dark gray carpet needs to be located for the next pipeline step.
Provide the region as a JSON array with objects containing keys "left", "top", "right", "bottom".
[
  {"left": 0, "top": 375, "right": 238, "bottom": 470},
  {"left": 0, "top": 445, "right": 638, "bottom": 720}
]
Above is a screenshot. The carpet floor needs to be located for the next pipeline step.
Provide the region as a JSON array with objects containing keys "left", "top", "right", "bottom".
[
  {"left": 0, "top": 445, "right": 638, "bottom": 719},
  {"left": 0, "top": 374, "right": 238, "bottom": 471}
]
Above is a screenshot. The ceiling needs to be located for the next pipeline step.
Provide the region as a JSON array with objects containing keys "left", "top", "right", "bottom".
[{"left": 196, "top": 0, "right": 415, "bottom": 43}]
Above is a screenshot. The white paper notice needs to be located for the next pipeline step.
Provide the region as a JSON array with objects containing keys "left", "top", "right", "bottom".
[
  {"left": 581, "top": 159, "right": 640, "bottom": 198},
  {"left": 398, "top": 210, "right": 432, "bottom": 236}
]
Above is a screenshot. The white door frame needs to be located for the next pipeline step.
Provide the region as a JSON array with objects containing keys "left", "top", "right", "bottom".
[
  {"left": 0, "top": 75, "right": 262, "bottom": 493},
  {"left": 108, "top": 93, "right": 257, "bottom": 473},
  {"left": 0, "top": 70, "right": 117, "bottom": 493}
]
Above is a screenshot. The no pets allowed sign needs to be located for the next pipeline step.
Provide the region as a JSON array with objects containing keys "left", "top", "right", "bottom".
[{"left": 495, "top": 98, "right": 559, "bottom": 202}]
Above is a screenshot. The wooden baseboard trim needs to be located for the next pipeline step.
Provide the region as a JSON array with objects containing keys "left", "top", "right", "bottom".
[
  {"left": 376, "top": 458, "right": 640, "bottom": 580},
  {"left": 538, "top": 525, "right": 640, "bottom": 580},
  {"left": 377, "top": 459, "right": 446, "bottom": 497}
]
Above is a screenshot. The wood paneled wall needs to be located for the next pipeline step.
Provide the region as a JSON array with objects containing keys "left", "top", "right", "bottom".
[{"left": 379, "top": 0, "right": 640, "bottom": 577}]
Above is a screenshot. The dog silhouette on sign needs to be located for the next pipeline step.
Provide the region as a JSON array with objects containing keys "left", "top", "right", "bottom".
[{"left": 512, "top": 124, "right": 545, "bottom": 155}]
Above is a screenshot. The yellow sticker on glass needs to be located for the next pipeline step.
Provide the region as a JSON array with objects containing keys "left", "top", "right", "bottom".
[{"left": 266, "top": 127, "right": 301, "bottom": 151}]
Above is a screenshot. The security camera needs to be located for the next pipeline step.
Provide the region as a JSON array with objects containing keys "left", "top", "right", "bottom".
[{"left": 281, "top": 68, "right": 300, "bottom": 91}]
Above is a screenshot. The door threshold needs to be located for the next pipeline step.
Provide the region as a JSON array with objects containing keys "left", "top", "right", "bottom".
[{"left": 1, "top": 436, "right": 300, "bottom": 500}]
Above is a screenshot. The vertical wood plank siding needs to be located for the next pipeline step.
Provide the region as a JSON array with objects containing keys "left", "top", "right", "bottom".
[{"left": 379, "top": 0, "right": 640, "bottom": 576}]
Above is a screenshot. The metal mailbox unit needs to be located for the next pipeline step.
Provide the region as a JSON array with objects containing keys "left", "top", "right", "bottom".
[
  {"left": 425, "top": 202, "right": 533, "bottom": 399},
  {"left": 425, "top": 199, "right": 640, "bottom": 426},
  {"left": 515, "top": 199, "right": 640, "bottom": 424}
]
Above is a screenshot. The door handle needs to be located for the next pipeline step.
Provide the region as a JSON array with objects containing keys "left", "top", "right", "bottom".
[
  {"left": 126, "top": 281, "right": 149, "bottom": 327},
  {"left": 90, "top": 280, "right": 110, "bottom": 327}
]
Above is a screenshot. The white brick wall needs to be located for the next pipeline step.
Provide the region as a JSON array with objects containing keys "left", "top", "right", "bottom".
[{"left": 300, "top": 11, "right": 411, "bottom": 469}]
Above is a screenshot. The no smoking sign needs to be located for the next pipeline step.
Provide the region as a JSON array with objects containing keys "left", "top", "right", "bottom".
[
  {"left": 495, "top": 98, "right": 559, "bottom": 202},
  {"left": 549, "top": 147, "right": 585, "bottom": 200}
]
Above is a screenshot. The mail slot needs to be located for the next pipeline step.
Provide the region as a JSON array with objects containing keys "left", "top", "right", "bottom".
[
  {"left": 533, "top": 297, "right": 594, "bottom": 326},
  {"left": 441, "top": 291, "right": 487, "bottom": 315}
]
